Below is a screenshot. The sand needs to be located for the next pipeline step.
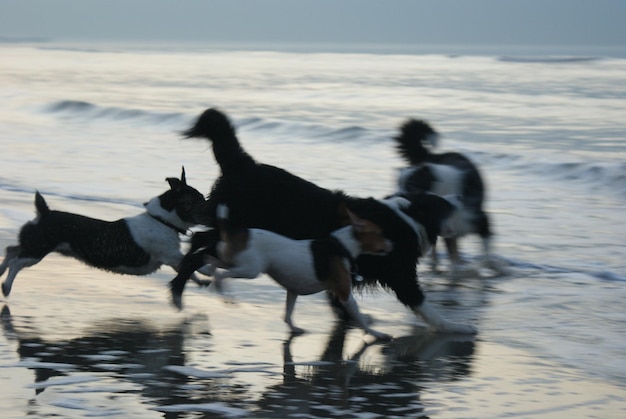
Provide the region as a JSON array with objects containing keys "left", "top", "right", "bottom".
[{"left": 1, "top": 254, "right": 625, "bottom": 418}]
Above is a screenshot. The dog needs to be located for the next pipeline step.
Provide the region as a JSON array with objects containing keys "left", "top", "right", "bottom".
[
  {"left": 170, "top": 108, "right": 477, "bottom": 334},
  {"left": 206, "top": 203, "right": 395, "bottom": 339},
  {"left": 0, "top": 167, "right": 208, "bottom": 297},
  {"left": 394, "top": 119, "right": 502, "bottom": 274}
]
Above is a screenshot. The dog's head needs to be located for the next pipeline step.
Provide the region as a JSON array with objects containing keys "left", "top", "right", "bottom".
[
  {"left": 341, "top": 203, "right": 393, "bottom": 256},
  {"left": 147, "top": 167, "right": 205, "bottom": 227},
  {"left": 182, "top": 108, "right": 236, "bottom": 141}
]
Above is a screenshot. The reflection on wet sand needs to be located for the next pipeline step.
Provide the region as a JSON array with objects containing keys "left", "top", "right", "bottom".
[
  {"left": 2, "top": 305, "right": 191, "bottom": 401},
  {"left": 257, "top": 323, "right": 475, "bottom": 417},
  {"left": 2, "top": 304, "right": 476, "bottom": 417}
]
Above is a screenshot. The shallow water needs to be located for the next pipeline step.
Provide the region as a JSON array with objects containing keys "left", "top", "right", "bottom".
[{"left": 1, "top": 42, "right": 625, "bottom": 417}]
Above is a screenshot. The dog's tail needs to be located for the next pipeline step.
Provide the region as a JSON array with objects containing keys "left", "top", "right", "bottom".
[
  {"left": 34, "top": 191, "right": 50, "bottom": 216},
  {"left": 182, "top": 108, "right": 256, "bottom": 174},
  {"left": 394, "top": 119, "right": 439, "bottom": 165}
]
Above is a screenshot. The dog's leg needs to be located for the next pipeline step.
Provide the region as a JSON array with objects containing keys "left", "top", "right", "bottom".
[
  {"left": 170, "top": 251, "right": 208, "bottom": 310},
  {"left": 189, "top": 273, "right": 213, "bottom": 287},
  {"left": 381, "top": 266, "right": 477, "bottom": 334},
  {"left": 341, "top": 293, "right": 392, "bottom": 341},
  {"left": 413, "top": 300, "right": 477, "bottom": 334},
  {"left": 444, "top": 237, "right": 461, "bottom": 266},
  {"left": 211, "top": 260, "right": 263, "bottom": 299},
  {"left": 212, "top": 269, "right": 228, "bottom": 295},
  {"left": 2, "top": 256, "right": 41, "bottom": 297},
  {"left": 0, "top": 246, "right": 21, "bottom": 278},
  {"left": 446, "top": 237, "right": 481, "bottom": 278},
  {"left": 284, "top": 291, "right": 305, "bottom": 335},
  {"left": 429, "top": 242, "right": 440, "bottom": 272},
  {"left": 330, "top": 261, "right": 392, "bottom": 340},
  {"left": 479, "top": 236, "right": 510, "bottom": 276},
  {"left": 168, "top": 252, "right": 213, "bottom": 288}
]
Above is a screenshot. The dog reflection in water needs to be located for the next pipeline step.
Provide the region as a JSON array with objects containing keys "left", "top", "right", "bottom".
[{"left": 256, "top": 322, "right": 476, "bottom": 417}]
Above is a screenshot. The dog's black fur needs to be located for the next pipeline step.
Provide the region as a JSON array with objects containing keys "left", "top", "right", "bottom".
[
  {"left": 171, "top": 109, "right": 476, "bottom": 334},
  {"left": 395, "top": 119, "right": 491, "bottom": 268},
  {"left": 0, "top": 168, "right": 207, "bottom": 297}
]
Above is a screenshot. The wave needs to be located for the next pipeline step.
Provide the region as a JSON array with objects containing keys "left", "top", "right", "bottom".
[
  {"left": 42, "top": 100, "right": 626, "bottom": 193},
  {"left": 45, "top": 100, "right": 384, "bottom": 143},
  {"left": 45, "top": 100, "right": 188, "bottom": 126},
  {"left": 222, "top": 114, "right": 381, "bottom": 144},
  {"left": 503, "top": 256, "right": 626, "bottom": 283},
  {"left": 498, "top": 56, "right": 601, "bottom": 64},
  {"left": 473, "top": 151, "right": 626, "bottom": 193},
  {"left": 530, "top": 160, "right": 626, "bottom": 192},
  {"left": 0, "top": 180, "right": 142, "bottom": 210}
]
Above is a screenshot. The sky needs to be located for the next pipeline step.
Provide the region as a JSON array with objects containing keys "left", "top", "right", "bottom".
[{"left": 1, "top": 0, "right": 625, "bottom": 46}]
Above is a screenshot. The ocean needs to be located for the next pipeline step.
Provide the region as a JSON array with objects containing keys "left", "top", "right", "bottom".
[{"left": 0, "top": 41, "right": 625, "bottom": 418}]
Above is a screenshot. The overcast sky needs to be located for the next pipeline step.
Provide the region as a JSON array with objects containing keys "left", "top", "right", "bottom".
[{"left": 1, "top": 0, "right": 625, "bottom": 46}]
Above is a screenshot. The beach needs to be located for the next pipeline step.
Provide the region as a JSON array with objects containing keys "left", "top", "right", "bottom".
[
  {"left": 1, "top": 250, "right": 625, "bottom": 418},
  {"left": 1, "top": 42, "right": 625, "bottom": 417}
]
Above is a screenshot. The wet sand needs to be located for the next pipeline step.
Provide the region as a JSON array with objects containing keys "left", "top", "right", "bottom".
[{"left": 1, "top": 255, "right": 625, "bottom": 418}]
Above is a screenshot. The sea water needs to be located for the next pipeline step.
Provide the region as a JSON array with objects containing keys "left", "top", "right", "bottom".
[{"left": 0, "top": 42, "right": 625, "bottom": 418}]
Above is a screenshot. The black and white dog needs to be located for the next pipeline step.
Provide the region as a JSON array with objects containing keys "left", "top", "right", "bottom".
[
  {"left": 395, "top": 119, "right": 504, "bottom": 274},
  {"left": 207, "top": 203, "right": 394, "bottom": 339},
  {"left": 0, "top": 168, "right": 208, "bottom": 297},
  {"left": 170, "top": 108, "right": 477, "bottom": 334}
]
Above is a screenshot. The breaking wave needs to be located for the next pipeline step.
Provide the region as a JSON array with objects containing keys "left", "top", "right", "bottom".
[
  {"left": 45, "top": 100, "right": 188, "bottom": 126},
  {"left": 498, "top": 56, "right": 602, "bottom": 64}
]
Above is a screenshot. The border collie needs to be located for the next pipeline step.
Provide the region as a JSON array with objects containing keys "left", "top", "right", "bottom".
[
  {"left": 0, "top": 168, "right": 208, "bottom": 297},
  {"left": 170, "top": 108, "right": 477, "bottom": 334},
  {"left": 206, "top": 203, "right": 394, "bottom": 339},
  {"left": 395, "top": 119, "right": 503, "bottom": 274}
]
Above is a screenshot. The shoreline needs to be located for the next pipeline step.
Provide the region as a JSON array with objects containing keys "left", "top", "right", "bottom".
[{"left": 0, "top": 256, "right": 625, "bottom": 418}]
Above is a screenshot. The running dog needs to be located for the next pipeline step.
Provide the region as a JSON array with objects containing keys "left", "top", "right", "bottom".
[
  {"left": 395, "top": 119, "right": 504, "bottom": 274},
  {"left": 207, "top": 203, "right": 395, "bottom": 339},
  {"left": 0, "top": 168, "right": 208, "bottom": 297},
  {"left": 171, "top": 108, "right": 477, "bottom": 334}
]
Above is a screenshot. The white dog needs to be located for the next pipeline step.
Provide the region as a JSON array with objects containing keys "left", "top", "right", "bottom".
[{"left": 206, "top": 205, "right": 394, "bottom": 340}]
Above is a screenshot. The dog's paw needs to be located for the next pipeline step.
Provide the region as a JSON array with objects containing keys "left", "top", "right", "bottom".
[
  {"left": 1, "top": 282, "right": 10, "bottom": 298},
  {"left": 170, "top": 292, "right": 183, "bottom": 311}
]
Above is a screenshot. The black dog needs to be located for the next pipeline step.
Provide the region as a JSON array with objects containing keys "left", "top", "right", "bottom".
[
  {"left": 171, "top": 109, "right": 477, "bottom": 334},
  {"left": 395, "top": 119, "right": 502, "bottom": 274},
  {"left": 0, "top": 168, "right": 208, "bottom": 297}
]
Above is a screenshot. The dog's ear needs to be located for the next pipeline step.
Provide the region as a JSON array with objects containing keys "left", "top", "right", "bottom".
[
  {"left": 346, "top": 208, "right": 380, "bottom": 233},
  {"left": 337, "top": 202, "right": 351, "bottom": 226},
  {"left": 180, "top": 166, "right": 187, "bottom": 185},
  {"left": 166, "top": 177, "right": 182, "bottom": 191}
]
